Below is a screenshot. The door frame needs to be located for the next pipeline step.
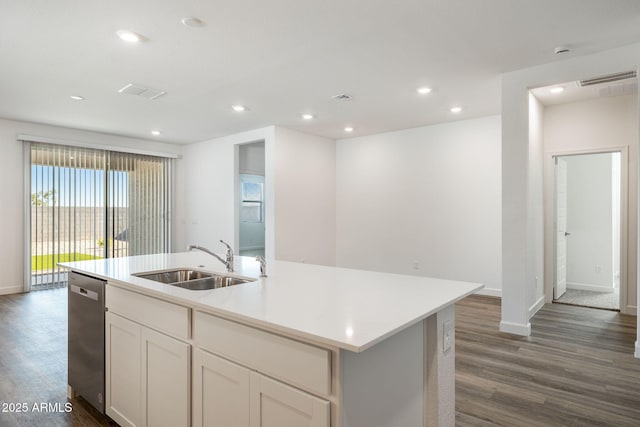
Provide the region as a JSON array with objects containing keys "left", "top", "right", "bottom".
[
  {"left": 544, "top": 146, "right": 629, "bottom": 312},
  {"left": 553, "top": 156, "right": 569, "bottom": 300}
]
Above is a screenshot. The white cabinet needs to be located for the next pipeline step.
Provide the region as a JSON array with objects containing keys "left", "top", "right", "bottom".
[
  {"left": 193, "top": 349, "right": 329, "bottom": 427},
  {"left": 250, "top": 372, "right": 330, "bottom": 427},
  {"left": 106, "top": 286, "right": 190, "bottom": 427},
  {"left": 193, "top": 348, "right": 250, "bottom": 427},
  {"left": 193, "top": 312, "right": 331, "bottom": 395},
  {"left": 142, "top": 327, "right": 191, "bottom": 427},
  {"left": 106, "top": 312, "right": 141, "bottom": 427}
]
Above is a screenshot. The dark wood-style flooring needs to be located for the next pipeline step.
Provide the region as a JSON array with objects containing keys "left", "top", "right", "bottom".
[
  {"left": 0, "top": 288, "right": 116, "bottom": 426},
  {"left": 456, "top": 295, "right": 640, "bottom": 426},
  {"left": 0, "top": 289, "right": 638, "bottom": 426}
]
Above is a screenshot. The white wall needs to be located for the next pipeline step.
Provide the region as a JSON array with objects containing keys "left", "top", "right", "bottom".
[
  {"left": 501, "top": 42, "right": 640, "bottom": 347},
  {"left": 175, "top": 126, "right": 336, "bottom": 266},
  {"left": 174, "top": 127, "right": 274, "bottom": 257},
  {"left": 273, "top": 127, "right": 336, "bottom": 266},
  {"left": 543, "top": 95, "right": 637, "bottom": 307},
  {"left": 0, "top": 118, "right": 182, "bottom": 295},
  {"left": 564, "top": 153, "right": 614, "bottom": 290},
  {"left": 239, "top": 142, "right": 265, "bottom": 175},
  {"left": 336, "top": 116, "right": 502, "bottom": 295}
]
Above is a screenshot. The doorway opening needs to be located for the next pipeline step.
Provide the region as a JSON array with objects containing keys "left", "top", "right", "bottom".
[
  {"left": 237, "top": 141, "right": 265, "bottom": 257},
  {"left": 553, "top": 151, "right": 622, "bottom": 311}
]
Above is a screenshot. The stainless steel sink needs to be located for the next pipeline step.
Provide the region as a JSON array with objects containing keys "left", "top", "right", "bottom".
[
  {"left": 133, "top": 269, "right": 212, "bottom": 284},
  {"left": 133, "top": 268, "right": 255, "bottom": 290},
  {"left": 171, "top": 275, "right": 253, "bottom": 290}
]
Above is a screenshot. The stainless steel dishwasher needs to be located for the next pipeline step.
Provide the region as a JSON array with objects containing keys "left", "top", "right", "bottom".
[{"left": 68, "top": 271, "right": 106, "bottom": 413}]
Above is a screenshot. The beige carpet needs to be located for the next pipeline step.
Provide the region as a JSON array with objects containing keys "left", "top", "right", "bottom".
[{"left": 554, "top": 288, "right": 620, "bottom": 311}]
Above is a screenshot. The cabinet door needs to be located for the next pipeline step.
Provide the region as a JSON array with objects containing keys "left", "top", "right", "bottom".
[
  {"left": 250, "top": 373, "right": 330, "bottom": 427},
  {"left": 193, "top": 348, "right": 250, "bottom": 427},
  {"left": 106, "top": 312, "right": 142, "bottom": 427},
  {"left": 141, "top": 327, "right": 191, "bottom": 427}
]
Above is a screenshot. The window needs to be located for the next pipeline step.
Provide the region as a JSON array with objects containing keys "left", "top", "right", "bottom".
[
  {"left": 240, "top": 175, "right": 264, "bottom": 223},
  {"left": 27, "top": 142, "right": 173, "bottom": 290}
]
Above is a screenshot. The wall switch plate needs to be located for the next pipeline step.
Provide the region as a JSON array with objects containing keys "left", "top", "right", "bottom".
[{"left": 443, "top": 320, "right": 453, "bottom": 354}]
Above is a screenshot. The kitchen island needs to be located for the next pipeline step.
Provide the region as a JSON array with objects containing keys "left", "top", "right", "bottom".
[{"left": 63, "top": 252, "right": 482, "bottom": 427}]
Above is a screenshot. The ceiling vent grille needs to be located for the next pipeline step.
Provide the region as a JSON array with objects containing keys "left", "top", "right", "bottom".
[
  {"left": 118, "top": 83, "right": 166, "bottom": 100},
  {"left": 578, "top": 71, "right": 636, "bottom": 87},
  {"left": 332, "top": 93, "right": 352, "bottom": 101}
]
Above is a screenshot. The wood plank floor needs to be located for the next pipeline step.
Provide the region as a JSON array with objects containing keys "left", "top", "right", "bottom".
[
  {"left": 0, "top": 288, "right": 116, "bottom": 426},
  {"left": 0, "top": 289, "right": 638, "bottom": 426},
  {"left": 456, "top": 295, "right": 640, "bottom": 427}
]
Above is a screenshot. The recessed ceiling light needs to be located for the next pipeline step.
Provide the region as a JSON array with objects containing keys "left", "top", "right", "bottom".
[
  {"left": 302, "top": 114, "right": 314, "bottom": 120},
  {"left": 181, "top": 17, "right": 205, "bottom": 27},
  {"left": 344, "top": 126, "right": 354, "bottom": 132},
  {"left": 417, "top": 87, "right": 432, "bottom": 94},
  {"left": 116, "top": 30, "right": 142, "bottom": 43},
  {"left": 70, "top": 95, "right": 84, "bottom": 101},
  {"left": 151, "top": 130, "right": 161, "bottom": 136},
  {"left": 232, "top": 105, "right": 246, "bottom": 112},
  {"left": 450, "top": 106, "right": 462, "bottom": 113},
  {"left": 550, "top": 87, "right": 564, "bottom": 94}
]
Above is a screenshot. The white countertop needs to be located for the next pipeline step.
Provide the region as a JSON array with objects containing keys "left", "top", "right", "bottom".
[{"left": 61, "top": 252, "right": 482, "bottom": 352}]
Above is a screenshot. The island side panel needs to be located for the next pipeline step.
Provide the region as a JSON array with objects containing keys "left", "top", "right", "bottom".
[
  {"left": 425, "top": 304, "right": 455, "bottom": 427},
  {"left": 339, "top": 321, "right": 424, "bottom": 427}
]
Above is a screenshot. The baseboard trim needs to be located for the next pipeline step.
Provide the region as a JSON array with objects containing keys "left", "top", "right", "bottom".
[
  {"left": 499, "top": 320, "right": 531, "bottom": 336},
  {"left": 0, "top": 285, "right": 24, "bottom": 295},
  {"left": 239, "top": 246, "right": 265, "bottom": 251},
  {"left": 623, "top": 304, "right": 637, "bottom": 316},
  {"left": 476, "top": 287, "right": 501, "bottom": 298},
  {"left": 528, "top": 296, "right": 545, "bottom": 318},
  {"left": 635, "top": 341, "right": 640, "bottom": 359},
  {"left": 566, "top": 282, "right": 615, "bottom": 293}
]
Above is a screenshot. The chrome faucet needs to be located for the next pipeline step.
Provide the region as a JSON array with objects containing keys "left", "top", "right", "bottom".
[
  {"left": 187, "top": 240, "right": 234, "bottom": 272},
  {"left": 256, "top": 255, "right": 267, "bottom": 277}
]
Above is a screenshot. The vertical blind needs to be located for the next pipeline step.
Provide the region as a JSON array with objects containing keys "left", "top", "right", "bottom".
[{"left": 29, "top": 142, "right": 172, "bottom": 290}]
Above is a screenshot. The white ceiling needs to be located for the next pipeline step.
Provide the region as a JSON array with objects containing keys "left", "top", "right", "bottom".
[
  {"left": 1, "top": 0, "right": 640, "bottom": 144},
  {"left": 531, "top": 77, "right": 638, "bottom": 106}
]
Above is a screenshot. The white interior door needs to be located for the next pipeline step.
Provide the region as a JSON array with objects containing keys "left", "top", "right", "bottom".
[{"left": 555, "top": 157, "right": 568, "bottom": 299}]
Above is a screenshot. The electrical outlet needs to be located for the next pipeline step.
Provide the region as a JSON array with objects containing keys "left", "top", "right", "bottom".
[
  {"left": 443, "top": 320, "right": 453, "bottom": 354},
  {"left": 413, "top": 261, "right": 420, "bottom": 270},
  {"left": 596, "top": 265, "right": 602, "bottom": 274}
]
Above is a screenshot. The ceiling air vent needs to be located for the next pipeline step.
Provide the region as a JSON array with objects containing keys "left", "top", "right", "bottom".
[
  {"left": 118, "top": 83, "right": 166, "bottom": 100},
  {"left": 578, "top": 71, "right": 636, "bottom": 87},
  {"left": 332, "top": 93, "right": 352, "bottom": 101}
]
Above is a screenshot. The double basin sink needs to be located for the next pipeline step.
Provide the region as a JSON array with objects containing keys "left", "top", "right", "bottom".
[{"left": 133, "top": 268, "right": 255, "bottom": 291}]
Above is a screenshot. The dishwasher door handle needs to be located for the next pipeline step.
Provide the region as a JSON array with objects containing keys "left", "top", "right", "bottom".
[{"left": 70, "top": 284, "right": 99, "bottom": 301}]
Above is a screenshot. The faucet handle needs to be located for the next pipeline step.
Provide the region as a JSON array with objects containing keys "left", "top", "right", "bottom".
[
  {"left": 220, "top": 240, "right": 234, "bottom": 272},
  {"left": 256, "top": 255, "right": 267, "bottom": 277},
  {"left": 219, "top": 240, "right": 233, "bottom": 252}
]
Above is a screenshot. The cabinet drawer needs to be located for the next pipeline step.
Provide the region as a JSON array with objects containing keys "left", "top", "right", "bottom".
[
  {"left": 194, "top": 312, "right": 331, "bottom": 396},
  {"left": 106, "top": 285, "right": 190, "bottom": 340}
]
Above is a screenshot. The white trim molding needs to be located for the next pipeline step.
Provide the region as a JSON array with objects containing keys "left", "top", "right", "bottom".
[
  {"left": 499, "top": 320, "right": 531, "bottom": 336},
  {"left": 635, "top": 341, "right": 640, "bottom": 359},
  {"left": 566, "top": 282, "right": 616, "bottom": 293},
  {"left": 18, "top": 133, "right": 181, "bottom": 159},
  {"left": 476, "top": 287, "right": 501, "bottom": 298},
  {"left": 624, "top": 304, "right": 638, "bottom": 316},
  {"left": 528, "top": 296, "right": 545, "bottom": 318},
  {"left": 0, "top": 285, "right": 24, "bottom": 295}
]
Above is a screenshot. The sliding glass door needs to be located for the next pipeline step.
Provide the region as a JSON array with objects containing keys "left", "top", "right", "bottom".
[{"left": 28, "top": 142, "right": 172, "bottom": 291}]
